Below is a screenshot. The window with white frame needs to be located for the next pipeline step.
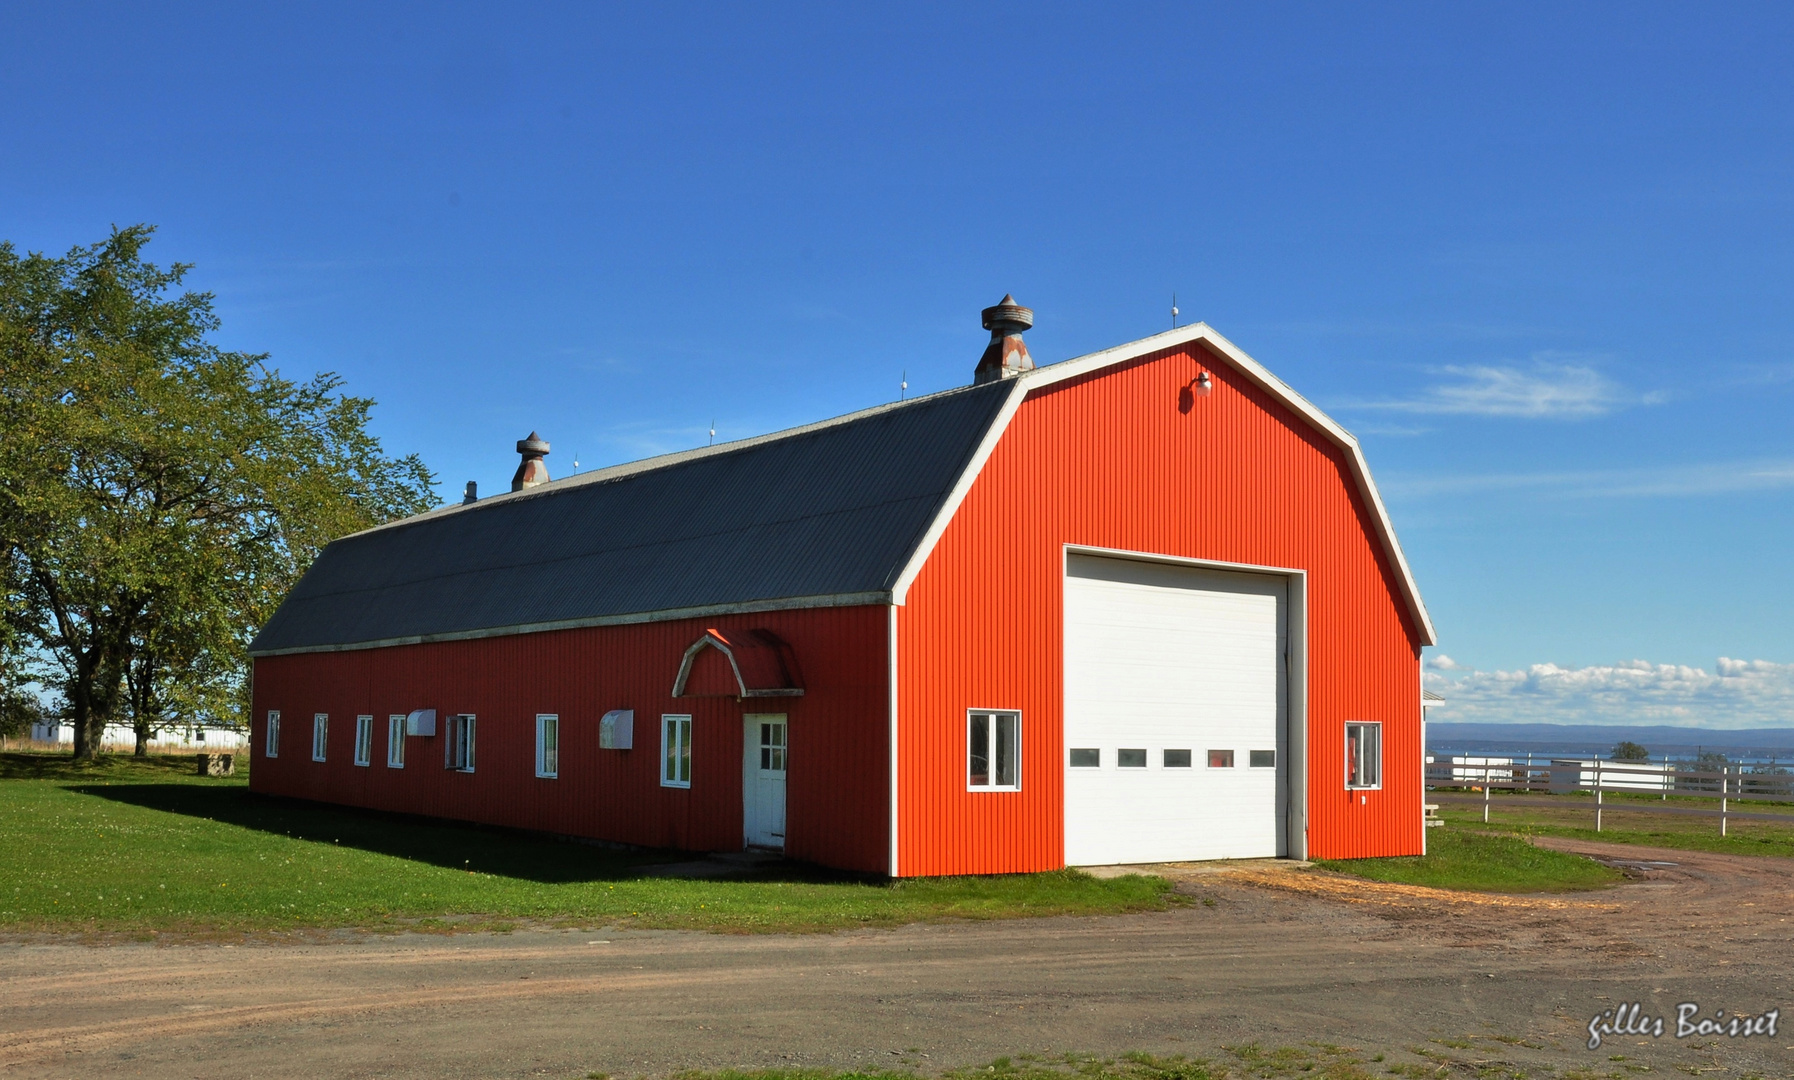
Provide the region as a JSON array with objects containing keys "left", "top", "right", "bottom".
[
  {"left": 1345, "top": 722, "right": 1381, "bottom": 789},
  {"left": 661, "top": 714, "right": 691, "bottom": 788},
  {"left": 967, "top": 710, "right": 1020, "bottom": 790},
  {"left": 265, "top": 710, "right": 280, "bottom": 757},
  {"left": 536, "top": 714, "right": 559, "bottom": 778},
  {"left": 447, "top": 714, "right": 475, "bottom": 772},
  {"left": 386, "top": 715, "right": 405, "bottom": 768},
  {"left": 312, "top": 714, "right": 328, "bottom": 762},
  {"left": 353, "top": 715, "right": 373, "bottom": 767}
]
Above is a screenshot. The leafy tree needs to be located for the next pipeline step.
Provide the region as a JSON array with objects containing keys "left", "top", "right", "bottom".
[
  {"left": 0, "top": 226, "right": 435, "bottom": 759},
  {"left": 1611, "top": 740, "right": 1650, "bottom": 761},
  {"left": 0, "top": 684, "right": 50, "bottom": 740}
]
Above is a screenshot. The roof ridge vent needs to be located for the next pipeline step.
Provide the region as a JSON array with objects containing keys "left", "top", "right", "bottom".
[{"left": 973, "top": 294, "right": 1034, "bottom": 384}]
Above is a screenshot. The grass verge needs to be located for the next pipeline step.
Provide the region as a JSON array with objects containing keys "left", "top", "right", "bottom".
[
  {"left": 1311, "top": 827, "right": 1623, "bottom": 893},
  {"left": 0, "top": 752, "right": 1181, "bottom": 936}
]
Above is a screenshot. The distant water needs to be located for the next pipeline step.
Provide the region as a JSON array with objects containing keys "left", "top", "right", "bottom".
[{"left": 1426, "top": 722, "right": 1794, "bottom": 765}]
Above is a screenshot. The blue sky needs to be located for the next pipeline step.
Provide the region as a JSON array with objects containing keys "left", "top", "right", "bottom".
[{"left": 5, "top": 3, "right": 1792, "bottom": 726}]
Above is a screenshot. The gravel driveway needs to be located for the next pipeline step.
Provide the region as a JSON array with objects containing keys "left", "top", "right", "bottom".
[{"left": 3, "top": 837, "right": 1790, "bottom": 1079}]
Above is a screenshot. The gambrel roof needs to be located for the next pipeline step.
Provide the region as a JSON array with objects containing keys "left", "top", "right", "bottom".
[{"left": 250, "top": 324, "right": 1433, "bottom": 656}]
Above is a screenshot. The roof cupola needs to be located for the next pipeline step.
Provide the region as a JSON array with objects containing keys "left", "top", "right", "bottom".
[
  {"left": 511, "top": 432, "right": 550, "bottom": 492},
  {"left": 973, "top": 294, "right": 1035, "bottom": 384}
]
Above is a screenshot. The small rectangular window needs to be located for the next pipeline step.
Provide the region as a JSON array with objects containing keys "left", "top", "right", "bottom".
[
  {"left": 967, "top": 711, "right": 1020, "bottom": 790},
  {"left": 1117, "top": 748, "right": 1147, "bottom": 768},
  {"left": 661, "top": 715, "right": 692, "bottom": 787},
  {"left": 353, "top": 715, "right": 373, "bottom": 767},
  {"left": 537, "top": 714, "right": 559, "bottom": 778},
  {"left": 1208, "top": 749, "right": 1235, "bottom": 768},
  {"left": 386, "top": 715, "right": 405, "bottom": 768},
  {"left": 265, "top": 711, "right": 281, "bottom": 758},
  {"left": 1068, "top": 748, "right": 1101, "bottom": 768},
  {"left": 1346, "top": 722, "right": 1381, "bottom": 789},
  {"left": 1250, "top": 749, "right": 1276, "bottom": 768},
  {"left": 1163, "top": 749, "right": 1192, "bottom": 768},
  {"left": 447, "top": 714, "right": 476, "bottom": 772},
  {"left": 312, "top": 714, "right": 328, "bottom": 762}
]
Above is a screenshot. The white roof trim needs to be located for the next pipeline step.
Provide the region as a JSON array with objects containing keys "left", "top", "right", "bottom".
[{"left": 890, "top": 323, "right": 1436, "bottom": 646}]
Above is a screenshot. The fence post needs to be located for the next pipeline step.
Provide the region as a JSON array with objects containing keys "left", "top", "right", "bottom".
[
  {"left": 1662, "top": 754, "right": 1669, "bottom": 801},
  {"left": 1483, "top": 762, "right": 1491, "bottom": 823},
  {"left": 1595, "top": 757, "right": 1603, "bottom": 833},
  {"left": 1720, "top": 765, "right": 1728, "bottom": 837}
]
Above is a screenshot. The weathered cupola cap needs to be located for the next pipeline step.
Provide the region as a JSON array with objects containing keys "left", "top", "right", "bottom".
[
  {"left": 974, "top": 294, "right": 1035, "bottom": 384},
  {"left": 981, "top": 295, "right": 1033, "bottom": 333},
  {"left": 511, "top": 431, "right": 551, "bottom": 492}
]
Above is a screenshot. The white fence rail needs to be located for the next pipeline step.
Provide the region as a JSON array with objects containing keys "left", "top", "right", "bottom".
[{"left": 1425, "top": 758, "right": 1794, "bottom": 836}]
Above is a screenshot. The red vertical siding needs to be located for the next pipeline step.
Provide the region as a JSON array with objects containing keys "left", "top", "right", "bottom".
[
  {"left": 251, "top": 605, "right": 890, "bottom": 873},
  {"left": 896, "top": 345, "right": 1422, "bottom": 874}
]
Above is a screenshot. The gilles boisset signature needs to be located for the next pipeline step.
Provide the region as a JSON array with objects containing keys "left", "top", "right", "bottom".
[{"left": 1587, "top": 1002, "right": 1780, "bottom": 1050}]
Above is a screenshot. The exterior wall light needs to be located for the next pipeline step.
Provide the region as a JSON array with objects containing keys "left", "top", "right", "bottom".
[{"left": 1178, "top": 370, "right": 1213, "bottom": 414}]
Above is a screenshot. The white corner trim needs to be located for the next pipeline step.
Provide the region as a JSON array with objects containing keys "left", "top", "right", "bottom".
[
  {"left": 887, "top": 604, "right": 900, "bottom": 878},
  {"left": 887, "top": 323, "right": 1436, "bottom": 646}
]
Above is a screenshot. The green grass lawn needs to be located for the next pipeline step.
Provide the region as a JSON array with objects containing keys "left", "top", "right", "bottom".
[
  {"left": 1311, "top": 827, "right": 1623, "bottom": 893},
  {"left": 1433, "top": 792, "right": 1794, "bottom": 860},
  {"left": 0, "top": 752, "right": 1181, "bottom": 936}
]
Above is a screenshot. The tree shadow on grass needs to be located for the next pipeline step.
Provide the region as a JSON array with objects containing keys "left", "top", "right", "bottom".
[
  {"left": 0, "top": 750, "right": 210, "bottom": 782},
  {"left": 66, "top": 781, "right": 874, "bottom": 887}
]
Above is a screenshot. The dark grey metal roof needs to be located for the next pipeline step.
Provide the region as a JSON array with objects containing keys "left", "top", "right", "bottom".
[{"left": 250, "top": 381, "right": 1013, "bottom": 655}]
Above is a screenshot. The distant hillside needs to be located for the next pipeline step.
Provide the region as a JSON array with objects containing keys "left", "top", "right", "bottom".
[{"left": 1427, "top": 722, "right": 1794, "bottom": 759}]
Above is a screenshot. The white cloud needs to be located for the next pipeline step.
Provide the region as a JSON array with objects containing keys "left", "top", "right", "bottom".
[
  {"left": 1425, "top": 654, "right": 1464, "bottom": 670},
  {"left": 1344, "top": 360, "right": 1655, "bottom": 419},
  {"left": 1423, "top": 657, "right": 1794, "bottom": 728}
]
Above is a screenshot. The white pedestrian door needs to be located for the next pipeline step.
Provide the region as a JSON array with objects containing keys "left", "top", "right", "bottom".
[
  {"left": 1063, "top": 554, "right": 1288, "bottom": 865},
  {"left": 743, "top": 714, "right": 787, "bottom": 850}
]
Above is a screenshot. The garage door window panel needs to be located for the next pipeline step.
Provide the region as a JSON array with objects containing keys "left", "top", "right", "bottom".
[{"left": 967, "top": 711, "right": 1020, "bottom": 790}]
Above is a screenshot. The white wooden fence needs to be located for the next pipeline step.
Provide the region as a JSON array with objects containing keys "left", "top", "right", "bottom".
[{"left": 1426, "top": 758, "right": 1794, "bottom": 836}]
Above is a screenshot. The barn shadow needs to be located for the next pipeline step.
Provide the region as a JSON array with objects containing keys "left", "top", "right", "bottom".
[{"left": 67, "top": 782, "right": 870, "bottom": 886}]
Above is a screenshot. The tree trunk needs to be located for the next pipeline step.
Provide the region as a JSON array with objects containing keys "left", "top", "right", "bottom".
[
  {"left": 134, "top": 722, "right": 150, "bottom": 757},
  {"left": 70, "top": 678, "right": 93, "bottom": 762}
]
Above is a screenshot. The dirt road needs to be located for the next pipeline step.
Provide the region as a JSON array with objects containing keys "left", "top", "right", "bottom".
[{"left": 3, "top": 838, "right": 1791, "bottom": 1079}]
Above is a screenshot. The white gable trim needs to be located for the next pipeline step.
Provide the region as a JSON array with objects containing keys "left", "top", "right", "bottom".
[{"left": 888, "top": 323, "right": 1436, "bottom": 647}]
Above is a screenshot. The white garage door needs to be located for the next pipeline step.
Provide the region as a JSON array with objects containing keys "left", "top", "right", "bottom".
[{"left": 1063, "top": 554, "right": 1288, "bottom": 865}]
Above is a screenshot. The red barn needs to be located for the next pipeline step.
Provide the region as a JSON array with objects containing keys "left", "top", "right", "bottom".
[{"left": 249, "top": 302, "right": 1435, "bottom": 874}]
